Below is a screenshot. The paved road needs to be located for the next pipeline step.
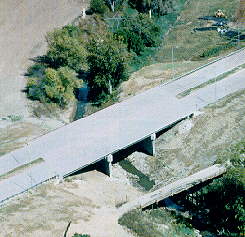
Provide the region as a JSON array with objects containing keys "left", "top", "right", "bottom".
[
  {"left": 0, "top": 49, "right": 245, "bottom": 203},
  {"left": 0, "top": 0, "right": 86, "bottom": 117}
]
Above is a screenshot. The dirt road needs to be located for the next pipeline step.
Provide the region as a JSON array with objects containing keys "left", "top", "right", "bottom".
[{"left": 0, "top": 0, "right": 87, "bottom": 118}]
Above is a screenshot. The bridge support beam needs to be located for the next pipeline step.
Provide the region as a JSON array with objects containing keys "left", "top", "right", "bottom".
[{"left": 138, "top": 133, "right": 156, "bottom": 156}]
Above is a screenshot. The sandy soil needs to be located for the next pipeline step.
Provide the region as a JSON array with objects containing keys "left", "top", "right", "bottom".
[
  {"left": 0, "top": 171, "right": 140, "bottom": 237},
  {"left": 0, "top": 0, "right": 87, "bottom": 118}
]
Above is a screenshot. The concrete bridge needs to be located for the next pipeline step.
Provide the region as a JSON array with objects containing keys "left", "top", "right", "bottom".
[{"left": 0, "top": 48, "right": 245, "bottom": 204}]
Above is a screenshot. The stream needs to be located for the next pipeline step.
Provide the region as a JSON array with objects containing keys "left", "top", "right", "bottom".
[{"left": 73, "top": 84, "right": 89, "bottom": 121}]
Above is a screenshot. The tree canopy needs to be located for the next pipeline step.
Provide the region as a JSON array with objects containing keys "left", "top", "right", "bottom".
[
  {"left": 45, "top": 25, "right": 88, "bottom": 72},
  {"left": 115, "top": 14, "right": 161, "bottom": 55},
  {"left": 86, "top": 33, "right": 130, "bottom": 102}
]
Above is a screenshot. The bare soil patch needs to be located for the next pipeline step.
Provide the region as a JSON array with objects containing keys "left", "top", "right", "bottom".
[{"left": 0, "top": 171, "right": 140, "bottom": 237}]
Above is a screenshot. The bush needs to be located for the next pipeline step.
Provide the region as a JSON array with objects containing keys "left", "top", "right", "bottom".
[
  {"left": 72, "top": 234, "right": 90, "bottom": 237},
  {"left": 119, "top": 210, "right": 162, "bottom": 237},
  {"left": 119, "top": 209, "right": 196, "bottom": 237},
  {"left": 199, "top": 169, "right": 245, "bottom": 236},
  {"left": 104, "top": 0, "right": 126, "bottom": 12},
  {"left": 27, "top": 67, "right": 82, "bottom": 107},
  {"left": 115, "top": 14, "right": 161, "bottom": 55},
  {"left": 199, "top": 43, "right": 234, "bottom": 58},
  {"left": 195, "top": 140, "right": 245, "bottom": 236},
  {"left": 90, "top": 0, "right": 108, "bottom": 14},
  {"left": 45, "top": 25, "right": 88, "bottom": 72}
]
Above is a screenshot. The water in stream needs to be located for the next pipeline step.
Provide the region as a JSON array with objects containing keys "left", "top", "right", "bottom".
[
  {"left": 119, "top": 159, "right": 155, "bottom": 191},
  {"left": 74, "top": 84, "right": 89, "bottom": 120}
]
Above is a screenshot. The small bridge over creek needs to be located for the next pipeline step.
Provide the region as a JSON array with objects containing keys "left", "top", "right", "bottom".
[{"left": 0, "top": 48, "right": 245, "bottom": 204}]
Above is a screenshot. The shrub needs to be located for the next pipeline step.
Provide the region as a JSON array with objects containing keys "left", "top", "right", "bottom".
[
  {"left": 72, "top": 234, "right": 90, "bottom": 237},
  {"left": 199, "top": 169, "right": 245, "bottom": 236},
  {"left": 196, "top": 140, "right": 245, "bottom": 236},
  {"left": 199, "top": 43, "right": 234, "bottom": 58},
  {"left": 119, "top": 210, "right": 162, "bottom": 237},
  {"left": 27, "top": 67, "right": 82, "bottom": 107},
  {"left": 104, "top": 0, "right": 126, "bottom": 12}
]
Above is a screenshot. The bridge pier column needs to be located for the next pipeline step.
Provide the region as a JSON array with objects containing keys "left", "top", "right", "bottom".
[
  {"left": 138, "top": 133, "right": 156, "bottom": 156},
  {"left": 105, "top": 154, "right": 113, "bottom": 177}
]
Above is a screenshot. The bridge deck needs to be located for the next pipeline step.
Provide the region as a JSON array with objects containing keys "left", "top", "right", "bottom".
[{"left": 0, "top": 49, "right": 245, "bottom": 203}]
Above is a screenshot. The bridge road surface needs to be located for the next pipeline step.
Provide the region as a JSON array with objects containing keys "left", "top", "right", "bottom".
[{"left": 0, "top": 49, "right": 245, "bottom": 203}]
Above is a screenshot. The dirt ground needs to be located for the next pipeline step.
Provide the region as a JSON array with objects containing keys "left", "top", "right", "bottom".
[{"left": 0, "top": 171, "right": 140, "bottom": 237}]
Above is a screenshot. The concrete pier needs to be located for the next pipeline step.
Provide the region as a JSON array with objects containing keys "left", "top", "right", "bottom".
[
  {"left": 137, "top": 133, "right": 156, "bottom": 156},
  {"left": 106, "top": 154, "right": 113, "bottom": 177}
]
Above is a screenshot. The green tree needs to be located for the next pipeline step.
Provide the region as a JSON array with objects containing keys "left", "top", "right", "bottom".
[
  {"left": 45, "top": 25, "right": 88, "bottom": 72},
  {"left": 86, "top": 33, "right": 129, "bottom": 102},
  {"left": 27, "top": 67, "right": 82, "bottom": 107},
  {"left": 90, "top": 0, "right": 108, "bottom": 14},
  {"left": 115, "top": 14, "right": 161, "bottom": 55},
  {"left": 129, "top": 0, "right": 174, "bottom": 16}
]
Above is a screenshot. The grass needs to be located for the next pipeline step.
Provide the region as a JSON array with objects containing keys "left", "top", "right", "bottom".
[
  {"left": 0, "top": 123, "right": 40, "bottom": 156},
  {"left": 156, "top": 0, "right": 241, "bottom": 62},
  {"left": 119, "top": 209, "right": 196, "bottom": 237},
  {"left": 0, "top": 158, "right": 44, "bottom": 181},
  {"left": 177, "top": 63, "right": 245, "bottom": 98}
]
